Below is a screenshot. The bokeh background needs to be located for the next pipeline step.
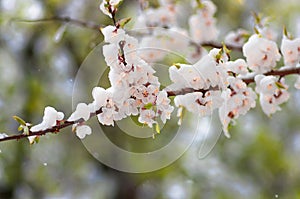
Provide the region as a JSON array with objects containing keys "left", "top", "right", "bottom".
[{"left": 1, "top": 0, "right": 300, "bottom": 198}]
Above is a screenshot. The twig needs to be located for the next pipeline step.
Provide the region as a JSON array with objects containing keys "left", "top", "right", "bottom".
[
  {"left": 190, "top": 40, "right": 243, "bottom": 52},
  {"left": 11, "top": 16, "right": 101, "bottom": 32},
  {"left": 242, "top": 67, "right": 300, "bottom": 84},
  {"left": 12, "top": 16, "right": 245, "bottom": 52},
  {"left": 0, "top": 109, "right": 103, "bottom": 143}
]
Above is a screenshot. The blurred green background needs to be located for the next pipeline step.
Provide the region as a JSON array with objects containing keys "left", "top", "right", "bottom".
[{"left": 1, "top": 0, "right": 300, "bottom": 198}]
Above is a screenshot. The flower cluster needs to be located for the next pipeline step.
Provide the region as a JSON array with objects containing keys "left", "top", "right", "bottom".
[
  {"left": 168, "top": 46, "right": 257, "bottom": 137},
  {"left": 243, "top": 34, "right": 281, "bottom": 74},
  {"left": 219, "top": 77, "right": 256, "bottom": 137},
  {"left": 281, "top": 36, "right": 300, "bottom": 67},
  {"left": 255, "top": 75, "right": 290, "bottom": 116},
  {"left": 174, "top": 90, "right": 223, "bottom": 117},
  {"left": 29, "top": 106, "right": 64, "bottom": 143},
  {"left": 133, "top": 0, "right": 219, "bottom": 63},
  {"left": 133, "top": 0, "right": 179, "bottom": 28},
  {"left": 189, "top": 0, "right": 218, "bottom": 44},
  {"left": 100, "top": 25, "right": 174, "bottom": 128},
  {"left": 224, "top": 29, "right": 249, "bottom": 48},
  {"left": 31, "top": 107, "right": 64, "bottom": 132}
]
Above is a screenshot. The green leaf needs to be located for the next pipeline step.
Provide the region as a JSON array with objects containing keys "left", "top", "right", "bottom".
[
  {"left": 195, "top": 0, "right": 204, "bottom": 9},
  {"left": 18, "top": 125, "right": 23, "bottom": 131},
  {"left": 144, "top": 103, "right": 153, "bottom": 110},
  {"left": 215, "top": 48, "right": 223, "bottom": 62},
  {"left": 275, "top": 81, "right": 286, "bottom": 89},
  {"left": 254, "top": 27, "right": 260, "bottom": 35},
  {"left": 283, "top": 25, "right": 288, "bottom": 37},
  {"left": 155, "top": 123, "right": 160, "bottom": 134},
  {"left": 117, "top": 17, "right": 131, "bottom": 28},
  {"left": 283, "top": 26, "right": 293, "bottom": 39},
  {"left": 252, "top": 11, "right": 261, "bottom": 25},
  {"left": 222, "top": 42, "right": 231, "bottom": 54},
  {"left": 13, "top": 116, "right": 26, "bottom": 126},
  {"left": 35, "top": 136, "right": 40, "bottom": 144}
]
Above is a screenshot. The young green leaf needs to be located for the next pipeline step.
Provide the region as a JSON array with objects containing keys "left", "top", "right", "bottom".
[{"left": 13, "top": 116, "right": 26, "bottom": 126}]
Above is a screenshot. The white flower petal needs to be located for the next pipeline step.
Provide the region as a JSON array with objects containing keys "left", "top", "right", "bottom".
[
  {"left": 68, "top": 103, "right": 90, "bottom": 121},
  {"left": 76, "top": 125, "right": 92, "bottom": 139}
]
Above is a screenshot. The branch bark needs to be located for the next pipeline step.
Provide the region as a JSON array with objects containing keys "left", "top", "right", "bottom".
[{"left": 1, "top": 67, "right": 299, "bottom": 143}]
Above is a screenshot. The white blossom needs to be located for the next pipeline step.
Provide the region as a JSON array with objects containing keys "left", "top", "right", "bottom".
[
  {"left": 243, "top": 34, "right": 281, "bottom": 73},
  {"left": 31, "top": 106, "right": 64, "bottom": 132},
  {"left": 219, "top": 77, "right": 256, "bottom": 137},
  {"left": 189, "top": 14, "right": 218, "bottom": 43},
  {"left": 97, "top": 107, "right": 116, "bottom": 126},
  {"left": 101, "top": 25, "right": 125, "bottom": 43},
  {"left": 27, "top": 136, "right": 37, "bottom": 145},
  {"left": 191, "top": 0, "right": 217, "bottom": 17},
  {"left": 281, "top": 36, "right": 300, "bottom": 67},
  {"left": 224, "top": 59, "right": 248, "bottom": 75},
  {"left": 0, "top": 133, "right": 8, "bottom": 139},
  {"left": 68, "top": 103, "right": 90, "bottom": 122},
  {"left": 138, "top": 36, "right": 167, "bottom": 62},
  {"left": 189, "top": 1, "right": 218, "bottom": 43},
  {"left": 92, "top": 87, "right": 109, "bottom": 110},
  {"left": 138, "top": 109, "right": 157, "bottom": 128},
  {"left": 255, "top": 75, "right": 290, "bottom": 116},
  {"left": 135, "top": 5, "right": 178, "bottom": 28},
  {"left": 224, "top": 29, "right": 248, "bottom": 48},
  {"left": 99, "top": 0, "right": 122, "bottom": 18},
  {"left": 120, "top": 98, "right": 139, "bottom": 116},
  {"left": 156, "top": 91, "right": 174, "bottom": 123},
  {"left": 259, "top": 26, "right": 278, "bottom": 41},
  {"left": 174, "top": 91, "right": 223, "bottom": 117},
  {"left": 75, "top": 125, "right": 92, "bottom": 139}
]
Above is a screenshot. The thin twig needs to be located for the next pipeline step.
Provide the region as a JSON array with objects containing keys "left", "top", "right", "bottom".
[
  {"left": 242, "top": 67, "right": 300, "bottom": 84},
  {"left": 190, "top": 40, "right": 243, "bottom": 52},
  {"left": 0, "top": 109, "right": 103, "bottom": 143},
  {"left": 11, "top": 16, "right": 101, "bottom": 32},
  {"left": 12, "top": 16, "right": 245, "bottom": 52}
]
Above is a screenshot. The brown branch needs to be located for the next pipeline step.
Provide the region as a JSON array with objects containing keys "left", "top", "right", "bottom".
[
  {"left": 11, "top": 16, "right": 102, "bottom": 32},
  {"left": 12, "top": 16, "right": 246, "bottom": 52},
  {"left": 201, "top": 41, "right": 243, "bottom": 52},
  {"left": 190, "top": 41, "right": 243, "bottom": 52},
  {"left": 1, "top": 67, "right": 300, "bottom": 143},
  {"left": 242, "top": 67, "right": 300, "bottom": 84},
  {"left": 0, "top": 109, "right": 103, "bottom": 143}
]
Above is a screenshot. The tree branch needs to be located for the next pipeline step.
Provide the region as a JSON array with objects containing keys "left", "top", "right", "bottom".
[
  {"left": 2, "top": 16, "right": 299, "bottom": 143},
  {"left": 242, "top": 67, "right": 300, "bottom": 84},
  {"left": 11, "top": 16, "right": 101, "bottom": 32},
  {"left": 12, "top": 16, "right": 246, "bottom": 52},
  {"left": 0, "top": 109, "right": 103, "bottom": 143},
  {"left": 1, "top": 67, "right": 299, "bottom": 143},
  {"left": 190, "top": 41, "right": 243, "bottom": 52}
]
